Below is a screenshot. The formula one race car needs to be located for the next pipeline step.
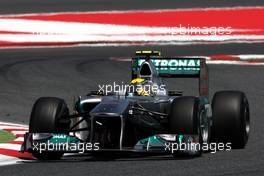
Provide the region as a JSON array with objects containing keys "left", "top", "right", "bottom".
[{"left": 21, "top": 50, "right": 250, "bottom": 160}]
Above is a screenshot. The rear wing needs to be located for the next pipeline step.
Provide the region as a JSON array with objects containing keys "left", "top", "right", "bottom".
[{"left": 131, "top": 57, "right": 209, "bottom": 98}]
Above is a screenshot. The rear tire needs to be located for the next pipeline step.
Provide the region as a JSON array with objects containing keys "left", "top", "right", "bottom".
[
  {"left": 169, "top": 97, "right": 206, "bottom": 157},
  {"left": 211, "top": 91, "right": 250, "bottom": 149},
  {"left": 29, "top": 97, "right": 70, "bottom": 160}
]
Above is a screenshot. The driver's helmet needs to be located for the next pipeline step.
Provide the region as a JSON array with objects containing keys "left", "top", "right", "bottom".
[{"left": 129, "top": 78, "right": 153, "bottom": 96}]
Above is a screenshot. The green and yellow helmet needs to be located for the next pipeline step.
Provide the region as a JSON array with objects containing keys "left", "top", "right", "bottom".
[{"left": 130, "top": 78, "right": 150, "bottom": 96}]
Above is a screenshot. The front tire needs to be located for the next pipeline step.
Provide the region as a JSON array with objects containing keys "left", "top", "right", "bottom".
[
  {"left": 169, "top": 97, "right": 207, "bottom": 157},
  {"left": 29, "top": 97, "right": 70, "bottom": 160},
  {"left": 211, "top": 91, "right": 250, "bottom": 149}
]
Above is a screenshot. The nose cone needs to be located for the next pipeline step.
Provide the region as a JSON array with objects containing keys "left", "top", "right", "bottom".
[{"left": 90, "top": 98, "right": 129, "bottom": 117}]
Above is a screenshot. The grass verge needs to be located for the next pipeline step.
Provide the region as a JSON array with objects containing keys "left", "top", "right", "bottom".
[{"left": 0, "top": 130, "right": 16, "bottom": 143}]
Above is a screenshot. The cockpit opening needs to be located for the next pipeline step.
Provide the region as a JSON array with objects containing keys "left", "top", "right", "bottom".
[{"left": 140, "top": 63, "right": 152, "bottom": 77}]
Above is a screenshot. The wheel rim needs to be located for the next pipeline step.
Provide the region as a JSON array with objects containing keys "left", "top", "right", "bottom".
[
  {"left": 200, "top": 109, "right": 209, "bottom": 144},
  {"left": 244, "top": 104, "right": 250, "bottom": 138}
]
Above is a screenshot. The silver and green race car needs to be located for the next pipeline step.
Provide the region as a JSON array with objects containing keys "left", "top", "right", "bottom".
[{"left": 21, "top": 50, "right": 250, "bottom": 160}]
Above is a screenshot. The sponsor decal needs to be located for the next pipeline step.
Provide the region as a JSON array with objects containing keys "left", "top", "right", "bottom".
[
  {"left": 137, "top": 59, "right": 200, "bottom": 72},
  {"left": 52, "top": 134, "right": 67, "bottom": 139}
]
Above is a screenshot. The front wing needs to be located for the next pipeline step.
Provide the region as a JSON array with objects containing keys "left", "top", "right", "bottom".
[{"left": 21, "top": 133, "right": 201, "bottom": 156}]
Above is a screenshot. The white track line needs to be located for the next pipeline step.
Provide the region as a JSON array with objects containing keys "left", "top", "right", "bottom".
[
  {"left": 0, "top": 19, "right": 262, "bottom": 43},
  {"left": 11, "top": 131, "right": 27, "bottom": 135},
  {"left": 237, "top": 55, "right": 264, "bottom": 60},
  {"left": 0, "top": 144, "right": 21, "bottom": 151},
  {"left": 14, "top": 137, "right": 24, "bottom": 142},
  {"left": 0, "top": 154, "right": 21, "bottom": 166},
  {"left": 1, "top": 34, "right": 263, "bottom": 43},
  {"left": 0, "top": 122, "right": 28, "bottom": 128},
  {"left": 207, "top": 61, "right": 264, "bottom": 65},
  {"left": 0, "top": 126, "right": 28, "bottom": 130}
]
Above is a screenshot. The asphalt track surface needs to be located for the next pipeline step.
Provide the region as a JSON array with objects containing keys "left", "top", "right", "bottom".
[
  {"left": 0, "top": 44, "right": 263, "bottom": 175},
  {"left": 0, "top": 0, "right": 264, "bottom": 14},
  {"left": 1, "top": 0, "right": 264, "bottom": 175}
]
